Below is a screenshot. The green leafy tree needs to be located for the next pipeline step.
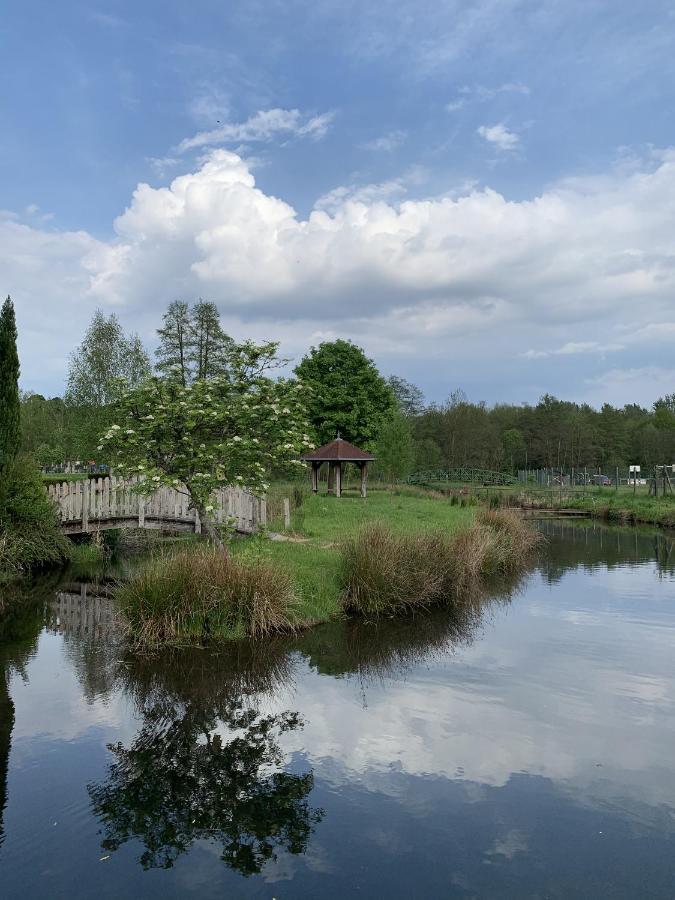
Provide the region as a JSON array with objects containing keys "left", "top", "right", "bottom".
[
  {"left": 66, "top": 310, "right": 150, "bottom": 407},
  {"left": 191, "top": 299, "right": 234, "bottom": 381},
  {"left": 501, "top": 428, "right": 526, "bottom": 472},
  {"left": 375, "top": 411, "right": 415, "bottom": 484},
  {"left": 0, "top": 297, "right": 20, "bottom": 491},
  {"left": 294, "top": 339, "right": 397, "bottom": 448},
  {"left": 19, "top": 392, "right": 74, "bottom": 465},
  {"left": 387, "top": 375, "right": 425, "bottom": 417},
  {"left": 101, "top": 341, "right": 313, "bottom": 548},
  {"left": 65, "top": 310, "right": 151, "bottom": 459},
  {"left": 156, "top": 300, "right": 191, "bottom": 385},
  {"left": 156, "top": 299, "right": 234, "bottom": 384}
]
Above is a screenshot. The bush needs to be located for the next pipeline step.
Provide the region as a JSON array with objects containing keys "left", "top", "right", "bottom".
[
  {"left": 475, "top": 508, "right": 544, "bottom": 569},
  {"left": 340, "top": 511, "right": 542, "bottom": 617},
  {"left": 115, "top": 546, "right": 299, "bottom": 646},
  {"left": 0, "top": 455, "right": 71, "bottom": 575},
  {"left": 340, "top": 524, "right": 454, "bottom": 616}
]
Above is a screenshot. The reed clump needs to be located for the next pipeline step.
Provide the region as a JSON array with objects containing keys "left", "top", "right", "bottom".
[
  {"left": 341, "top": 509, "right": 542, "bottom": 616},
  {"left": 115, "top": 546, "right": 299, "bottom": 646}
]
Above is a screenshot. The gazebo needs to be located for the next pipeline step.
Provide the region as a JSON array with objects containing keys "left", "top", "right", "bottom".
[{"left": 301, "top": 437, "right": 374, "bottom": 498}]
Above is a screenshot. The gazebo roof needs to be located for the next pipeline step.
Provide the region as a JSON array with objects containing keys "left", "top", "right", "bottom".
[{"left": 301, "top": 437, "right": 375, "bottom": 462}]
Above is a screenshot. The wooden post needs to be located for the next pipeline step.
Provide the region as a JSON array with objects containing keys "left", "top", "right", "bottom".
[
  {"left": 81, "top": 478, "right": 90, "bottom": 533},
  {"left": 311, "top": 462, "right": 319, "bottom": 494},
  {"left": 327, "top": 461, "right": 335, "bottom": 495},
  {"left": 335, "top": 462, "right": 342, "bottom": 498},
  {"left": 138, "top": 495, "right": 145, "bottom": 528},
  {"left": 283, "top": 498, "right": 291, "bottom": 529},
  {"left": 615, "top": 467, "right": 619, "bottom": 492},
  {"left": 360, "top": 461, "right": 367, "bottom": 498}
]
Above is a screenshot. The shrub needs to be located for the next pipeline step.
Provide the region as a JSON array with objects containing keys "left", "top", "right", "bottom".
[
  {"left": 0, "top": 455, "right": 71, "bottom": 575},
  {"left": 69, "top": 539, "right": 107, "bottom": 576},
  {"left": 475, "top": 508, "right": 544, "bottom": 573},
  {"left": 340, "top": 524, "right": 454, "bottom": 616},
  {"left": 115, "top": 546, "right": 299, "bottom": 646},
  {"left": 340, "top": 511, "right": 542, "bottom": 617}
]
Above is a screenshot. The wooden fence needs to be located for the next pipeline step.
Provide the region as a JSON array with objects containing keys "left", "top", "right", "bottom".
[{"left": 46, "top": 476, "right": 266, "bottom": 535}]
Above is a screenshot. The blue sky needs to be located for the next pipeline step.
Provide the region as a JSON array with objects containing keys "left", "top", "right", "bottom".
[{"left": 3, "top": 0, "right": 675, "bottom": 406}]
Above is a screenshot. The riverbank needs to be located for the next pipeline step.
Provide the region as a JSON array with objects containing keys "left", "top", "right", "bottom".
[
  {"left": 508, "top": 488, "right": 675, "bottom": 529},
  {"left": 115, "top": 491, "right": 541, "bottom": 645},
  {"left": 411, "top": 480, "right": 675, "bottom": 531}
]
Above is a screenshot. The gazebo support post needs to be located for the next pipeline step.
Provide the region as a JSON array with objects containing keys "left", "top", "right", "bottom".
[
  {"left": 359, "top": 461, "right": 368, "bottom": 498},
  {"left": 301, "top": 437, "right": 374, "bottom": 500}
]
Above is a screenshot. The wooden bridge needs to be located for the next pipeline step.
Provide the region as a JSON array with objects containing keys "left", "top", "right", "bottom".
[{"left": 46, "top": 476, "right": 266, "bottom": 536}]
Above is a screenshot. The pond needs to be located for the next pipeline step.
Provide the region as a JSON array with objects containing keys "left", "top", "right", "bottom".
[{"left": 1, "top": 520, "right": 675, "bottom": 898}]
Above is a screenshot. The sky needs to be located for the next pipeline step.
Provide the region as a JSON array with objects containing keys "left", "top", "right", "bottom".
[{"left": 3, "top": 0, "right": 675, "bottom": 408}]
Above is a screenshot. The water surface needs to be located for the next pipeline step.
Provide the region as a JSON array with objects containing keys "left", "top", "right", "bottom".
[{"left": 1, "top": 520, "right": 675, "bottom": 898}]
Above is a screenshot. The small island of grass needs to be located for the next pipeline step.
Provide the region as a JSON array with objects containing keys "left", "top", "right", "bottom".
[{"left": 115, "top": 490, "right": 542, "bottom": 646}]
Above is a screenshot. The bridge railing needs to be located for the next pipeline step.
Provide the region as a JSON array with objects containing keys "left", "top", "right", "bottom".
[{"left": 46, "top": 476, "right": 266, "bottom": 535}]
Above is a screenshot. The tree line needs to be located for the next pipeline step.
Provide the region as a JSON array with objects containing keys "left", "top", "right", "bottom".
[{"left": 17, "top": 300, "right": 675, "bottom": 477}]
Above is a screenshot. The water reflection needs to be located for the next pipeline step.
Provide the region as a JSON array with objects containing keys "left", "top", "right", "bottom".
[
  {"left": 0, "top": 578, "right": 50, "bottom": 850},
  {"left": 537, "top": 518, "right": 675, "bottom": 581},
  {"left": 87, "top": 648, "right": 323, "bottom": 873},
  {"left": 2, "top": 520, "right": 675, "bottom": 897}
]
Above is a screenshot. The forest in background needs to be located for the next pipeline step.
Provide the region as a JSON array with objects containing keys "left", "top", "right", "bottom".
[{"left": 17, "top": 302, "right": 675, "bottom": 477}]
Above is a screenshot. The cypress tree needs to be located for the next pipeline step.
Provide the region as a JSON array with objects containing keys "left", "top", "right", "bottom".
[{"left": 0, "top": 295, "right": 20, "bottom": 486}]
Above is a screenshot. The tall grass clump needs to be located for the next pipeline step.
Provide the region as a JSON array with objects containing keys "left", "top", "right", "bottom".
[
  {"left": 115, "top": 546, "right": 299, "bottom": 646},
  {"left": 341, "top": 511, "right": 542, "bottom": 617},
  {"left": 340, "top": 524, "right": 454, "bottom": 616}
]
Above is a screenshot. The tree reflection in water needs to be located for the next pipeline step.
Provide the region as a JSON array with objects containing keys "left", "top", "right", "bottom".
[
  {"left": 87, "top": 646, "right": 323, "bottom": 874},
  {"left": 66, "top": 559, "right": 528, "bottom": 875},
  {"left": 0, "top": 577, "right": 53, "bottom": 849}
]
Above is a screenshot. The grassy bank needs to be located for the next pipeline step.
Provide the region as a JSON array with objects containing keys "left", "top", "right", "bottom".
[
  {"left": 411, "top": 480, "right": 675, "bottom": 530},
  {"left": 555, "top": 493, "right": 675, "bottom": 528},
  {"left": 495, "top": 485, "right": 675, "bottom": 529},
  {"left": 116, "top": 491, "right": 541, "bottom": 646}
]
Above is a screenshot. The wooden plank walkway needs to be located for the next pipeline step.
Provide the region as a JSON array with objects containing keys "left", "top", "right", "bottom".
[{"left": 46, "top": 476, "right": 266, "bottom": 535}]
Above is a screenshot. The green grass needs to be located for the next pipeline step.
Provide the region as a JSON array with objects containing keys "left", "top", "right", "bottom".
[
  {"left": 41, "top": 473, "right": 89, "bottom": 484},
  {"left": 561, "top": 492, "right": 675, "bottom": 527},
  {"left": 233, "top": 538, "right": 342, "bottom": 625},
  {"left": 115, "top": 487, "right": 542, "bottom": 645},
  {"left": 232, "top": 488, "right": 477, "bottom": 625},
  {"left": 283, "top": 487, "right": 475, "bottom": 541}
]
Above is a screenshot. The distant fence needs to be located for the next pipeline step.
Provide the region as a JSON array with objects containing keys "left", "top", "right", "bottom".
[
  {"left": 46, "top": 476, "right": 266, "bottom": 535},
  {"left": 407, "top": 468, "right": 518, "bottom": 486},
  {"left": 518, "top": 468, "right": 650, "bottom": 488}
]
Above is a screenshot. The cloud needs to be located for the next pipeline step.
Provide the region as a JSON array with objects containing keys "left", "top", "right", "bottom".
[
  {"left": 145, "top": 156, "right": 182, "bottom": 177},
  {"left": 521, "top": 341, "right": 624, "bottom": 359},
  {"left": 477, "top": 123, "right": 520, "bottom": 151},
  {"left": 9, "top": 147, "right": 675, "bottom": 402},
  {"left": 360, "top": 130, "right": 407, "bottom": 152},
  {"left": 177, "top": 108, "right": 335, "bottom": 153},
  {"left": 447, "top": 81, "right": 530, "bottom": 112},
  {"left": 583, "top": 367, "right": 675, "bottom": 408},
  {"left": 314, "top": 166, "right": 427, "bottom": 212}
]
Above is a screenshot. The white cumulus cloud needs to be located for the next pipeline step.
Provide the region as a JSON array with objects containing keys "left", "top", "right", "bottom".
[
  {"left": 177, "top": 108, "right": 335, "bottom": 153},
  {"left": 8, "top": 147, "right": 675, "bottom": 402},
  {"left": 477, "top": 123, "right": 520, "bottom": 151}
]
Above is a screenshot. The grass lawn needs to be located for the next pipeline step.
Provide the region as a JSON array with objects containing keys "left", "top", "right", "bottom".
[
  {"left": 232, "top": 488, "right": 476, "bottom": 625},
  {"left": 42, "top": 473, "right": 89, "bottom": 484}
]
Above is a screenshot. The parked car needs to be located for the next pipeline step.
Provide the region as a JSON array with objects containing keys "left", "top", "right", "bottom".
[{"left": 592, "top": 474, "right": 612, "bottom": 486}]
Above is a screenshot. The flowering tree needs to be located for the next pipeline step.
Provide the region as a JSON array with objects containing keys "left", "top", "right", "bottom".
[{"left": 100, "top": 341, "right": 313, "bottom": 548}]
